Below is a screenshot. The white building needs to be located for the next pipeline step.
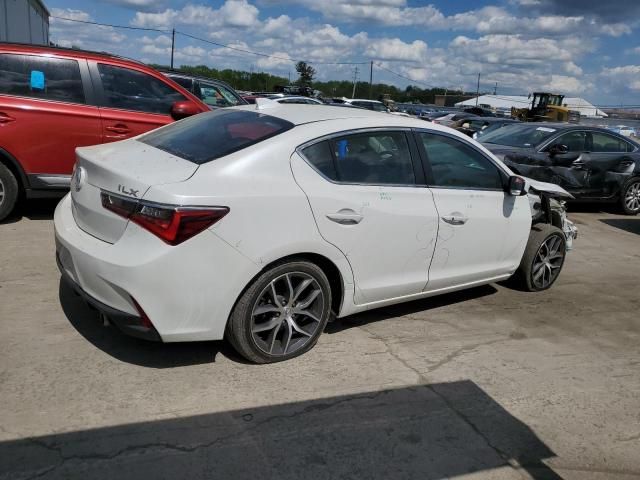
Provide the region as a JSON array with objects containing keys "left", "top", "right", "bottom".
[
  {"left": 455, "top": 95, "right": 607, "bottom": 118},
  {"left": 0, "top": 0, "right": 49, "bottom": 45}
]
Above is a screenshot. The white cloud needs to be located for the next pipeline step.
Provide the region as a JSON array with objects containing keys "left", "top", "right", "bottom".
[
  {"left": 600, "top": 65, "right": 640, "bottom": 93},
  {"left": 132, "top": 0, "right": 259, "bottom": 29},
  {"left": 542, "top": 75, "right": 590, "bottom": 94},
  {"left": 365, "top": 39, "right": 428, "bottom": 63},
  {"left": 50, "top": 8, "right": 126, "bottom": 49}
]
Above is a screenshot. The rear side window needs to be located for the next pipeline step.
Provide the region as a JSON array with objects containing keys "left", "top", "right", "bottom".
[
  {"left": 0, "top": 53, "right": 85, "bottom": 104},
  {"left": 140, "top": 110, "right": 294, "bottom": 164},
  {"left": 302, "top": 141, "right": 336, "bottom": 179},
  {"left": 589, "top": 132, "right": 634, "bottom": 153},
  {"left": 419, "top": 132, "right": 503, "bottom": 190},
  {"left": 302, "top": 131, "right": 415, "bottom": 185},
  {"left": 168, "top": 76, "right": 193, "bottom": 91},
  {"left": 98, "top": 64, "right": 186, "bottom": 114}
]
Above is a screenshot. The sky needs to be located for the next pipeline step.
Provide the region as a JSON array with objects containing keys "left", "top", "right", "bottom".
[{"left": 45, "top": 0, "right": 640, "bottom": 106}]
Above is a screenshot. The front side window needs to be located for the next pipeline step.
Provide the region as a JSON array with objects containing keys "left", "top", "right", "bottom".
[
  {"left": 141, "top": 110, "right": 294, "bottom": 164},
  {"left": 303, "top": 131, "right": 415, "bottom": 185},
  {"left": 550, "top": 131, "right": 586, "bottom": 152},
  {"left": 98, "top": 64, "right": 186, "bottom": 114},
  {"left": 419, "top": 133, "right": 503, "bottom": 190},
  {"left": 589, "top": 132, "right": 634, "bottom": 153},
  {"left": 0, "top": 53, "right": 85, "bottom": 104}
]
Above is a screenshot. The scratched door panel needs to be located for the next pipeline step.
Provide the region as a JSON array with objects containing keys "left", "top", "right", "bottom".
[{"left": 291, "top": 151, "right": 439, "bottom": 305}]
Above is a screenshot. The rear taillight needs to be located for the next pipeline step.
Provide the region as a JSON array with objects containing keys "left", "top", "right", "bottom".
[{"left": 101, "top": 192, "right": 229, "bottom": 245}]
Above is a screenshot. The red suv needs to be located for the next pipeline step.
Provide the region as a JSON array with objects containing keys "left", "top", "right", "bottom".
[{"left": 0, "top": 43, "right": 209, "bottom": 221}]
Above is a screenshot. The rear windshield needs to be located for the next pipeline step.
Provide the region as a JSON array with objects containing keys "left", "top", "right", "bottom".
[{"left": 140, "top": 110, "right": 294, "bottom": 164}]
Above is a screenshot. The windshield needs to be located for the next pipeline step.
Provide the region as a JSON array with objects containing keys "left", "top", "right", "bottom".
[
  {"left": 141, "top": 110, "right": 294, "bottom": 164},
  {"left": 196, "top": 81, "right": 243, "bottom": 108},
  {"left": 478, "top": 124, "right": 558, "bottom": 148}
]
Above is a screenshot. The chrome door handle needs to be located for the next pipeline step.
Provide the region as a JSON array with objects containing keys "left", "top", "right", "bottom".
[
  {"left": 326, "top": 211, "right": 363, "bottom": 225},
  {"left": 441, "top": 214, "right": 468, "bottom": 225}
]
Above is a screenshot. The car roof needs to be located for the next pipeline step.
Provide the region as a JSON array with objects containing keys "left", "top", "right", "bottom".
[
  {"left": 467, "top": 117, "right": 517, "bottom": 123},
  {"left": 232, "top": 103, "right": 458, "bottom": 132},
  {"left": 276, "top": 96, "right": 320, "bottom": 101},
  {"left": 160, "top": 70, "right": 236, "bottom": 88},
  {"left": 349, "top": 99, "right": 384, "bottom": 104},
  {"left": 0, "top": 42, "right": 145, "bottom": 66}
]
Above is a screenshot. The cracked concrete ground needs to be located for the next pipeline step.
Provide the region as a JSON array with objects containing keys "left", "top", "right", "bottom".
[{"left": 1, "top": 200, "right": 639, "bottom": 480}]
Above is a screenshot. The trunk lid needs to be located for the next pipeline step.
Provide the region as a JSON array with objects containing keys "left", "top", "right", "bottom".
[{"left": 71, "top": 139, "right": 198, "bottom": 244}]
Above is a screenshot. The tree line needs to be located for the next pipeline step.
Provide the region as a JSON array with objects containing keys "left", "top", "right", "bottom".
[{"left": 153, "top": 62, "right": 468, "bottom": 104}]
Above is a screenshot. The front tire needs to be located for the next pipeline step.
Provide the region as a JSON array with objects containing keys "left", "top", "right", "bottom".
[
  {"left": 0, "top": 163, "right": 19, "bottom": 222},
  {"left": 621, "top": 178, "right": 640, "bottom": 215},
  {"left": 514, "top": 224, "right": 566, "bottom": 292},
  {"left": 227, "top": 261, "right": 332, "bottom": 363}
]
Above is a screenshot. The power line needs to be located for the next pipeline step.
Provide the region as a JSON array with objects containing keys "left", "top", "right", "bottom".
[
  {"left": 51, "top": 15, "right": 369, "bottom": 66},
  {"left": 51, "top": 15, "right": 169, "bottom": 33}
]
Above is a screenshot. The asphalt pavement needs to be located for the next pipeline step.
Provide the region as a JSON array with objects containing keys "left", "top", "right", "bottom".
[{"left": 1, "top": 199, "right": 639, "bottom": 479}]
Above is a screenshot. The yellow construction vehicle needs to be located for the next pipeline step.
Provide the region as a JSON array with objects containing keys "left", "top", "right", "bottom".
[{"left": 511, "top": 92, "right": 580, "bottom": 123}]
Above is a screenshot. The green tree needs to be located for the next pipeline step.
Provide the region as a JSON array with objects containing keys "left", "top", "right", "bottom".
[{"left": 295, "top": 61, "right": 316, "bottom": 86}]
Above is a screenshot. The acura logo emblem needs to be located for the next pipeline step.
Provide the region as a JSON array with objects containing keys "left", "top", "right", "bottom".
[{"left": 74, "top": 166, "right": 86, "bottom": 192}]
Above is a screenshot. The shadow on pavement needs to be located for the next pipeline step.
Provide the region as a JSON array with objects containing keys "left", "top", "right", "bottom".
[
  {"left": 600, "top": 218, "right": 640, "bottom": 236},
  {"left": 0, "top": 381, "right": 562, "bottom": 479},
  {"left": 326, "top": 285, "right": 497, "bottom": 334},
  {"left": 58, "top": 280, "right": 248, "bottom": 368},
  {"left": 566, "top": 201, "right": 618, "bottom": 214},
  {"left": 2, "top": 197, "right": 61, "bottom": 223}
]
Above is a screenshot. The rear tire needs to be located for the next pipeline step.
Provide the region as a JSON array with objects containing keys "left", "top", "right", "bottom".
[
  {"left": 0, "top": 163, "right": 19, "bottom": 222},
  {"left": 513, "top": 224, "right": 566, "bottom": 292},
  {"left": 620, "top": 178, "right": 640, "bottom": 215},
  {"left": 227, "top": 260, "right": 331, "bottom": 364}
]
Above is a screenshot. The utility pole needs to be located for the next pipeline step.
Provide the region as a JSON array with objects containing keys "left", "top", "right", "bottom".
[
  {"left": 369, "top": 61, "right": 373, "bottom": 99},
  {"left": 475, "top": 73, "right": 480, "bottom": 106},
  {"left": 170, "top": 28, "right": 175, "bottom": 70},
  {"left": 494, "top": 82, "right": 497, "bottom": 95},
  {"left": 352, "top": 66, "right": 359, "bottom": 98}
]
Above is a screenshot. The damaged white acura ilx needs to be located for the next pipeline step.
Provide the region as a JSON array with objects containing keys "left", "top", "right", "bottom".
[{"left": 54, "top": 101, "right": 578, "bottom": 363}]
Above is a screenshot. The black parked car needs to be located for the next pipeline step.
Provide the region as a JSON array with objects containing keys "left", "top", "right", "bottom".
[
  {"left": 161, "top": 71, "right": 247, "bottom": 109},
  {"left": 453, "top": 117, "right": 519, "bottom": 138},
  {"left": 479, "top": 123, "right": 640, "bottom": 214}
]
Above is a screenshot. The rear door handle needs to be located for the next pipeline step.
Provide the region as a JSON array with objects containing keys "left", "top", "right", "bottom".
[
  {"left": 105, "top": 124, "right": 131, "bottom": 134},
  {"left": 0, "top": 113, "right": 16, "bottom": 123},
  {"left": 441, "top": 214, "right": 468, "bottom": 226},
  {"left": 326, "top": 210, "right": 363, "bottom": 225}
]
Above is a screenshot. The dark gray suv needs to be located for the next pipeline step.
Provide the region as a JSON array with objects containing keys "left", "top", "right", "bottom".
[{"left": 161, "top": 71, "right": 247, "bottom": 110}]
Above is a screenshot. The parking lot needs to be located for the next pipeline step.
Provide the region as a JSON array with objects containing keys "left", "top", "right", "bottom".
[{"left": 0, "top": 199, "right": 639, "bottom": 479}]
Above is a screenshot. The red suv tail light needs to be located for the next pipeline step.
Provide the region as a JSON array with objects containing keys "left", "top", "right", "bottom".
[{"left": 101, "top": 192, "right": 229, "bottom": 245}]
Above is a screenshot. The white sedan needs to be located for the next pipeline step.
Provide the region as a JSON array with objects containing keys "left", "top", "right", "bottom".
[{"left": 54, "top": 102, "right": 577, "bottom": 363}]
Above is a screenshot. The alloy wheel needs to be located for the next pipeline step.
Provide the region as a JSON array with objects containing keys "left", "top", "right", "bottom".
[
  {"left": 624, "top": 182, "right": 640, "bottom": 213},
  {"left": 0, "top": 178, "right": 4, "bottom": 205},
  {"left": 250, "top": 272, "right": 325, "bottom": 356},
  {"left": 531, "top": 234, "right": 565, "bottom": 289}
]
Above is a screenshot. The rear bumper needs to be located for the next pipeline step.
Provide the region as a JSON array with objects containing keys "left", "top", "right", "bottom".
[
  {"left": 54, "top": 194, "right": 260, "bottom": 342},
  {"left": 57, "top": 252, "right": 161, "bottom": 341}
]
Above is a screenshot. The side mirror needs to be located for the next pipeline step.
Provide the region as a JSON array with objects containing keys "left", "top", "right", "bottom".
[
  {"left": 507, "top": 176, "right": 528, "bottom": 196},
  {"left": 548, "top": 144, "right": 569, "bottom": 156},
  {"left": 170, "top": 100, "right": 201, "bottom": 120}
]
